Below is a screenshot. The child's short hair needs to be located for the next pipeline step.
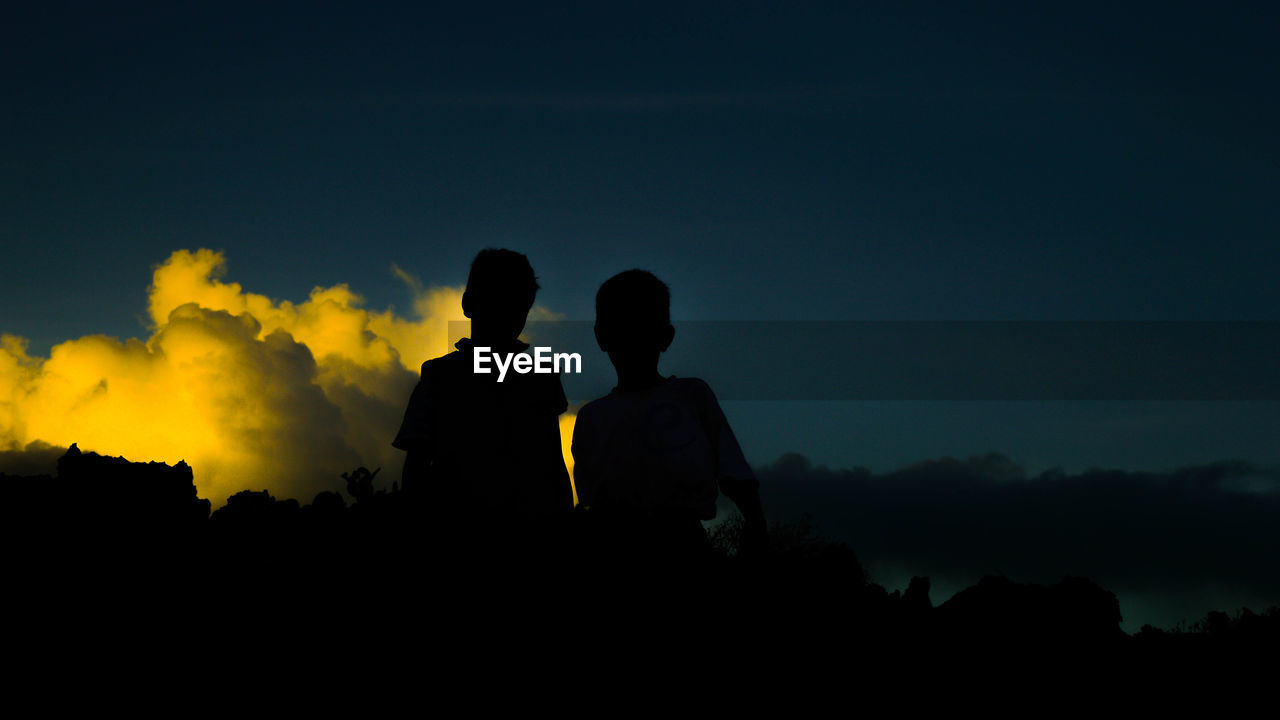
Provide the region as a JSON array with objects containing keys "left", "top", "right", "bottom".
[
  {"left": 466, "top": 248, "right": 540, "bottom": 312},
  {"left": 595, "top": 269, "right": 670, "bottom": 328}
]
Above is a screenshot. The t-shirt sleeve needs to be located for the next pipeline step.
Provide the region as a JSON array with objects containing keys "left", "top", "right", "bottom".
[
  {"left": 391, "top": 361, "right": 435, "bottom": 451},
  {"left": 694, "top": 379, "right": 756, "bottom": 487}
]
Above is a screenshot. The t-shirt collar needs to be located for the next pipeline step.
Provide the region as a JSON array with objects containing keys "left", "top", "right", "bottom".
[
  {"left": 455, "top": 337, "right": 530, "bottom": 353},
  {"left": 611, "top": 374, "right": 677, "bottom": 395}
]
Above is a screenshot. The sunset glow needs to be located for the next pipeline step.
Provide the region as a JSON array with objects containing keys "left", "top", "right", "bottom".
[{"left": 0, "top": 249, "right": 577, "bottom": 506}]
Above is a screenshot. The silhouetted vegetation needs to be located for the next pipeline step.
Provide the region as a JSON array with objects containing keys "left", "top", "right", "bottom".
[{"left": 4, "top": 445, "right": 1277, "bottom": 666}]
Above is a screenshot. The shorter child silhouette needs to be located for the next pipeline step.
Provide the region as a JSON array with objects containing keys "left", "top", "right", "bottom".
[
  {"left": 572, "top": 270, "right": 767, "bottom": 560},
  {"left": 393, "top": 249, "right": 571, "bottom": 522}
]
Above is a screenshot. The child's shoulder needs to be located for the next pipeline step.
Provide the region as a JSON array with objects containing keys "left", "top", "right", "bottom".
[
  {"left": 580, "top": 376, "right": 717, "bottom": 415},
  {"left": 419, "top": 347, "right": 470, "bottom": 378},
  {"left": 421, "top": 344, "right": 567, "bottom": 415},
  {"left": 660, "top": 376, "right": 720, "bottom": 406},
  {"left": 667, "top": 375, "right": 714, "bottom": 395}
]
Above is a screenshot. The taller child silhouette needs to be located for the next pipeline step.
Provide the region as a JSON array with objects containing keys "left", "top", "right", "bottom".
[{"left": 392, "top": 249, "right": 572, "bottom": 523}]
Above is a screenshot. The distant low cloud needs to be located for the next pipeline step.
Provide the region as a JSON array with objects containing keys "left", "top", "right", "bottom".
[{"left": 758, "top": 452, "right": 1280, "bottom": 599}]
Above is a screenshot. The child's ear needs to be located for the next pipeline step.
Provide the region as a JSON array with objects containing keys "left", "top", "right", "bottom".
[
  {"left": 461, "top": 290, "right": 473, "bottom": 319},
  {"left": 593, "top": 323, "right": 609, "bottom": 352},
  {"left": 659, "top": 324, "right": 675, "bottom": 352}
]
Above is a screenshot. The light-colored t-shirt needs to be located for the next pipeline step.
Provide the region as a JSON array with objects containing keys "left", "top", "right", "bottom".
[{"left": 571, "top": 376, "right": 753, "bottom": 520}]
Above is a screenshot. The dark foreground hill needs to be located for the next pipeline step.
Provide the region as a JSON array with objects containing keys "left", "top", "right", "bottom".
[{"left": 3, "top": 445, "right": 1277, "bottom": 675}]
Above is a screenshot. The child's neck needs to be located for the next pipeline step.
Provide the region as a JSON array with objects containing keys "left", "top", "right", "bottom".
[
  {"left": 614, "top": 367, "right": 665, "bottom": 392},
  {"left": 470, "top": 328, "right": 522, "bottom": 351}
]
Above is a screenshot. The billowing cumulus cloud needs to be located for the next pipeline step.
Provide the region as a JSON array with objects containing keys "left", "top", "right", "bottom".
[{"left": 0, "top": 249, "right": 577, "bottom": 506}]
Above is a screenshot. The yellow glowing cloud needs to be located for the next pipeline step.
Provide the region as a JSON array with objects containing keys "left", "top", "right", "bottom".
[
  {"left": 146, "top": 249, "right": 466, "bottom": 372},
  {"left": 0, "top": 249, "right": 576, "bottom": 507},
  {"left": 560, "top": 413, "right": 578, "bottom": 506}
]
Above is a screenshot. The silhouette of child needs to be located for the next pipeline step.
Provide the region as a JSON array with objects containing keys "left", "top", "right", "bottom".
[
  {"left": 571, "top": 270, "right": 767, "bottom": 559},
  {"left": 392, "top": 249, "right": 571, "bottom": 520}
]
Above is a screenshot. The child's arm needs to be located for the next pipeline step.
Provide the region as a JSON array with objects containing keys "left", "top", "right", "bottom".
[
  {"left": 720, "top": 475, "right": 767, "bottom": 552},
  {"left": 393, "top": 361, "right": 437, "bottom": 501},
  {"left": 541, "top": 413, "right": 573, "bottom": 511},
  {"left": 401, "top": 448, "right": 430, "bottom": 499},
  {"left": 696, "top": 379, "right": 769, "bottom": 555},
  {"left": 569, "top": 404, "right": 596, "bottom": 510}
]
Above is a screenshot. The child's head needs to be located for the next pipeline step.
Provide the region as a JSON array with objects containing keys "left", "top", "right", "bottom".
[
  {"left": 594, "top": 269, "right": 675, "bottom": 374},
  {"left": 462, "top": 248, "right": 540, "bottom": 341}
]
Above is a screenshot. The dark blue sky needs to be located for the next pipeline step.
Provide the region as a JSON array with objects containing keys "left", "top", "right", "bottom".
[{"left": 4, "top": 1, "right": 1279, "bottom": 470}]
